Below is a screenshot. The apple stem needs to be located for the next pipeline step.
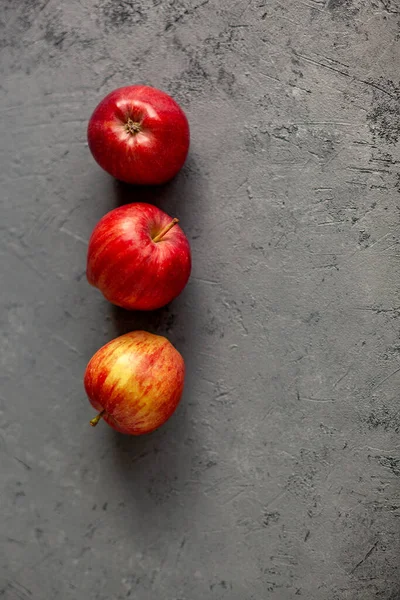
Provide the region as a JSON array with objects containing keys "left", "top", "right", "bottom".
[
  {"left": 90, "top": 409, "right": 105, "bottom": 427},
  {"left": 125, "top": 118, "right": 141, "bottom": 135},
  {"left": 153, "top": 218, "right": 179, "bottom": 243}
]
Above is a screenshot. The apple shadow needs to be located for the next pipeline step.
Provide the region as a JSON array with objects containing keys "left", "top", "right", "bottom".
[
  {"left": 112, "top": 152, "right": 199, "bottom": 218},
  {"left": 105, "top": 390, "right": 191, "bottom": 524},
  {"left": 103, "top": 151, "right": 203, "bottom": 529},
  {"left": 110, "top": 303, "right": 178, "bottom": 339},
  {"left": 105, "top": 296, "right": 194, "bottom": 530},
  {"left": 113, "top": 178, "right": 174, "bottom": 209}
]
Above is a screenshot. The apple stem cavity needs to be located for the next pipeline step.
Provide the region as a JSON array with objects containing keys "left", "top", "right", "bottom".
[
  {"left": 125, "top": 118, "right": 142, "bottom": 135},
  {"left": 90, "top": 409, "right": 105, "bottom": 427},
  {"left": 153, "top": 218, "right": 179, "bottom": 243}
]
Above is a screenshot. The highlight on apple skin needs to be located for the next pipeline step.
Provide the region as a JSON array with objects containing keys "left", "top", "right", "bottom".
[
  {"left": 85, "top": 331, "right": 185, "bottom": 435},
  {"left": 86, "top": 202, "right": 191, "bottom": 311},
  {"left": 87, "top": 85, "right": 190, "bottom": 185}
]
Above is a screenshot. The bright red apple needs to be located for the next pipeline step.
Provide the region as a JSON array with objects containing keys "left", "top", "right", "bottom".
[
  {"left": 85, "top": 331, "right": 185, "bottom": 435},
  {"left": 87, "top": 85, "right": 190, "bottom": 185},
  {"left": 87, "top": 202, "right": 191, "bottom": 310}
]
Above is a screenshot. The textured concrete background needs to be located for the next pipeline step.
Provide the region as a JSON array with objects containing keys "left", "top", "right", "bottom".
[{"left": 1, "top": 0, "right": 400, "bottom": 598}]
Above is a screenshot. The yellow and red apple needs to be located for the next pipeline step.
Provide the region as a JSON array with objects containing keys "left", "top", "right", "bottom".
[{"left": 85, "top": 331, "right": 185, "bottom": 435}]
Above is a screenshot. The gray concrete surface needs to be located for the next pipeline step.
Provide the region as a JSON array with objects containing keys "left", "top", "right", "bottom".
[{"left": 1, "top": 0, "right": 400, "bottom": 598}]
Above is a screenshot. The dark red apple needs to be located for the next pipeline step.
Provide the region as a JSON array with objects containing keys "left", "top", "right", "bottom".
[
  {"left": 87, "top": 202, "right": 191, "bottom": 310},
  {"left": 85, "top": 331, "right": 185, "bottom": 435},
  {"left": 87, "top": 85, "right": 190, "bottom": 185}
]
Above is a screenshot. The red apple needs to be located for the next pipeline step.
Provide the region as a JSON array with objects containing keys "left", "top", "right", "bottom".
[
  {"left": 85, "top": 331, "right": 185, "bottom": 435},
  {"left": 87, "top": 202, "right": 191, "bottom": 310},
  {"left": 87, "top": 85, "right": 190, "bottom": 185}
]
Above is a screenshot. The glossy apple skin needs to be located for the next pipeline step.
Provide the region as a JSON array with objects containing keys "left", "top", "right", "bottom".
[
  {"left": 85, "top": 331, "right": 185, "bottom": 435},
  {"left": 87, "top": 85, "right": 190, "bottom": 185},
  {"left": 87, "top": 202, "right": 191, "bottom": 310}
]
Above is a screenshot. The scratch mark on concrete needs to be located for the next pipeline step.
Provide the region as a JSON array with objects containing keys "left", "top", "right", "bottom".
[
  {"left": 301, "top": 396, "right": 337, "bottom": 403},
  {"left": 14, "top": 457, "right": 32, "bottom": 471},
  {"left": 191, "top": 277, "right": 221, "bottom": 286},
  {"left": 333, "top": 366, "right": 351, "bottom": 388},
  {"left": 351, "top": 541, "right": 379, "bottom": 574},
  {"left": 372, "top": 366, "right": 400, "bottom": 391},
  {"left": 52, "top": 334, "right": 81, "bottom": 355},
  {"left": 295, "top": 51, "right": 398, "bottom": 100},
  {"left": 59, "top": 227, "right": 87, "bottom": 244}
]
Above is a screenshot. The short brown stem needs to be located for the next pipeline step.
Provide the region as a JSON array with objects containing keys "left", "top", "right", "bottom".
[
  {"left": 153, "top": 218, "right": 179, "bottom": 243},
  {"left": 90, "top": 409, "right": 105, "bottom": 427}
]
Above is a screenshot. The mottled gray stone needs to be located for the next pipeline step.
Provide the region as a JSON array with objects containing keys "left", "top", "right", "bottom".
[{"left": 1, "top": 0, "right": 400, "bottom": 598}]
